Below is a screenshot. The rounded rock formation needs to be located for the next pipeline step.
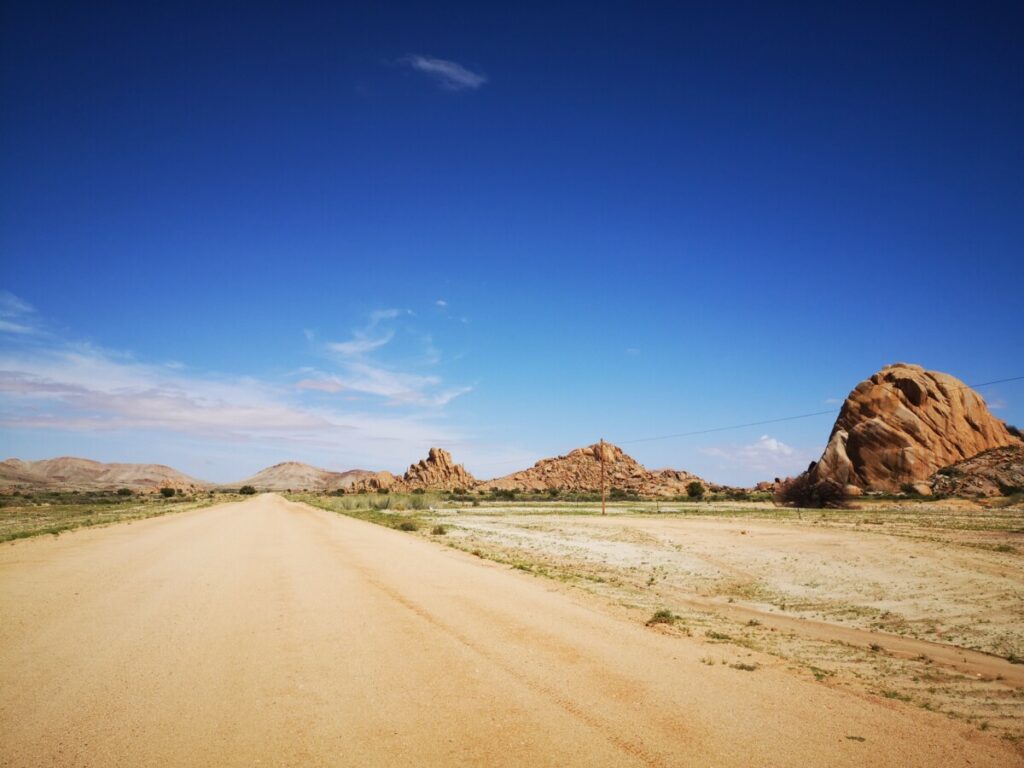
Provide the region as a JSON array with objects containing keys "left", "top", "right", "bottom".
[{"left": 809, "top": 363, "right": 1019, "bottom": 492}]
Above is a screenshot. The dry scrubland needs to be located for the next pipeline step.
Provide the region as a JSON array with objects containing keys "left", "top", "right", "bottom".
[
  {"left": 293, "top": 492, "right": 1024, "bottom": 745},
  {"left": 0, "top": 490, "right": 244, "bottom": 542}
]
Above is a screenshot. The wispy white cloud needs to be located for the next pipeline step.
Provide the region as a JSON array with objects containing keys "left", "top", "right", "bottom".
[
  {"left": 327, "top": 330, "right": 395, "bottom": 357},
  {"left": 311, "top": 309, "right": 471, "bottom": 407},
  {"left": 295, "top": 377, "right": 345, "bottom": 394},
  {"left": 0, "top": 291, "right": 41, "bottom": 335},
  {"left": 369, "top": 308, "right": 403, "bottom": 325},
  {"left": 402, "top": 55, "right": 487, "bottom": 91},
  {"left": 435, "top": 299, "right": 448, "bottom": 308}
]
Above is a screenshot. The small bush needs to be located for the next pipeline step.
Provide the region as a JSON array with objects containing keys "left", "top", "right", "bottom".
[
  {"left": 547, "top": 487, "right": 560, "bottom": 497},
  {"left": 1007, "top": 424, "right": 1022, "bottom": 439},
  {"left": 377, "top": 487, "right": 390, "bottom": 495},
  {"left": 239, "top": 485, "right": 257, "bottom": 495},
  {"left": 116, "top": 488, "right": 133, "bottom": 496},
  {"left": 431, "top": 525, "right": 447, "bottom": 535},
  {"left": 159, "top": 487, "right": 175, "bottom": 498},
  {"left": 774, "top": 474, "right": 848, "bottom": 508},
  {"left": 646, "top": 609, "right": 677, "bottom": 626},
  {"left": 396, "top": 520, "right": 419, "bottom": 532},
  {"left": 686, "top": 481, "right": 705, "bottom": 500},
  {"left": 412, "top": 488, "right": 425, "bottom": 494}
]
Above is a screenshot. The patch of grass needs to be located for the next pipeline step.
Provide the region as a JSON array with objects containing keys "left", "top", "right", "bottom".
[
  {"left": 706, "top": 630, "right": 731, "bottom": 641},
  {"left": 646, "top": 609, "right": 677, "bottom": 626},
  {"left": 396, "top": 520, "right": 419, "bottom": 532},
  {"left": 809, "top": 666, "right": 834, "bottom": 682},
  {"left": 880, "top": 690, "right": 911, "bottom": 702},
  {"left": 431, "top": 524, "right": 447, "bottom": 535},
  {"left": 845, "top": 736, "right": 866, "bottom": 742},
  {"left": 0, "top": 492, "right": 230, "bottom": 543},
  {"left": 730, "top": 662, "right": 758, "bottom": 671}
]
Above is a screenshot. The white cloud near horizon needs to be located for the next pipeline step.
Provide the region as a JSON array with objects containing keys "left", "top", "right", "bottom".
[
  {"left": 402, "top": 55, "right": 487, "bottom": 91},
  {"left": 0, "top": 296, "right": 467, "bottom": 471},
  {"left": 700, "top": 434, "right": 817, "bottom": 481}
]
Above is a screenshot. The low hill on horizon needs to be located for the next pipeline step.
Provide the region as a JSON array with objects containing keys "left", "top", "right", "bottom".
[{"left": 226, "top": 462, "right": 374, "bottom": 492}]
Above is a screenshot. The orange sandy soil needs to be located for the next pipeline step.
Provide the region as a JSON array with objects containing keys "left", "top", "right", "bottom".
[{"left": 1, "top": 494, "right": 1020, "bottom": 767}]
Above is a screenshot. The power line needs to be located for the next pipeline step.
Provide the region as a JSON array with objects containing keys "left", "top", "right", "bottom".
[
  {"left": 466, "top": 373, "right": 1024, "bottom": 471},
  {"left": 614, "top": 373, "right": 1024, "bottom": 446},
  {"left": 617, "top": 409, "right": 839, "bottom": 445}
]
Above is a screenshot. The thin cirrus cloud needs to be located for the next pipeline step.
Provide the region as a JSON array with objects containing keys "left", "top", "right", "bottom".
[
  {"left": 308, "top": 309, "right": 472, "bottom": 407},
  {"left": 402, "top": 54, "right": 487, "bottom": 91},
  {"left": 0, "top": 291, "right": 41, "bottom": 335},
  {"left": 327, "top": 330, "right": 395, "bottom": 357}
]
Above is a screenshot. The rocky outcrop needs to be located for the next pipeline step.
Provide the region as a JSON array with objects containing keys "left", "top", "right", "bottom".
[
  {"left": 479, "top": 442, "right": 705, "bottom": 497},
  {"left": 809, "top": 363, "right": 1019, "bottom": 492},
  {"left": 350, "top": 448, "right": 476, "bottom": 493},
  {"left": 930, "top": 445, "right": 1024, "bottom": 497},
  {"left": 402, "top": 448, "right": 476, "bottom": 491}
]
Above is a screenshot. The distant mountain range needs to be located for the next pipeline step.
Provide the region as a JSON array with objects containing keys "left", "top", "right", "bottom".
[
  {"left": 0, "top": 457, "right": 206, "bottom": 492},
  {"left": 0, "top": 457, "right": 375, "bottom": 493}
]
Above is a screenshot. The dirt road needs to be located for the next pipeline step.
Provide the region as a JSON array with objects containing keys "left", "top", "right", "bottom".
[{"left": 0, "top": 495, "right": 1018, "bottom": 767}]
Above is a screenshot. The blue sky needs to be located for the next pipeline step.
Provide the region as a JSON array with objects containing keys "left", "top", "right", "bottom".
[{"left": 2, "top": 1, "right": 1022, "bottom": 484}]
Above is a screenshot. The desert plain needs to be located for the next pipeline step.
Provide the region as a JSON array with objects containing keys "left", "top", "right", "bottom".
[{"left": 1, "top": 491, "right": 1022, "bottom": 767}]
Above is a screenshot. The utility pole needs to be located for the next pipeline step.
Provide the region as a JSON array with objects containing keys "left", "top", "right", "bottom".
[{"left": 600, "top": 437, "right": 607, "bottom": 516}]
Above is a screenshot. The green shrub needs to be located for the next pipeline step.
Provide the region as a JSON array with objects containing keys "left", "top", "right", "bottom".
[
  {"left": 239, "top": 485, "right": 257, "bottom": 495},
  {"left": 774, "top": 474, "right": 848, "bottom": 508},
  {"left": 646, "top": 609, "right": 677, "bottom": 626},
  {"left": 116, "top": 488, "right": 133, "bottom": 496},
  {"left": 396, "top": 520, "right": 419, "bottom": 532},
  {"left": 431, "top": 525, "right": 447, "bottom": 535},
  {"left": 377, "top": 487, "right": 390, "bottom": 495},
  {"left": 159, "top": 487, "right": 175, "bottom": 498},
  {"left": 686, "top": 481, "right": 705, "bottom": 500}
]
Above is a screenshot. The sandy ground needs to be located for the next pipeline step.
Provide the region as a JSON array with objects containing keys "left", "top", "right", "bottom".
[
  {"left": 435, "top": 508, "right": 1024, "bottom": 739},
  {"left": 0, "top": 495, "right": 1020, "bottom": 767}
]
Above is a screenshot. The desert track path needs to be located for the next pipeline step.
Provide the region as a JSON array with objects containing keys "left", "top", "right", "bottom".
[{"left": 0, "top": 495, "right": 1018, "bottom": 767}]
